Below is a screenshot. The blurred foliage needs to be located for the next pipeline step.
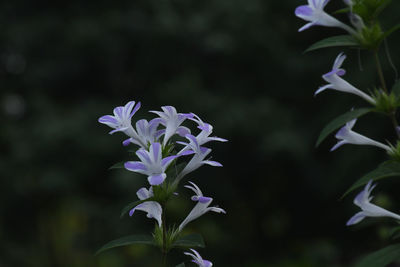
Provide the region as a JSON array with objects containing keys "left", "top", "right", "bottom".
[{"left": 1, "top": 0, "right": 400, "bottom": 266}]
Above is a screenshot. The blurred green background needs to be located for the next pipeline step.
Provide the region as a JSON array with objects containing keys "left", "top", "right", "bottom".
[{"left": 2, "top": 0, "right": 400, "bottom": 266}]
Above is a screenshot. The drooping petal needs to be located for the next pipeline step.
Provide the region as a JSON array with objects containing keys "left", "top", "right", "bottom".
[
  {"left": 203, "top": 160, "right": 223, "bottom": 167},
  {"left": 130, "top": 201, "right": 162, "bottom": 227},
  {"left": 330, "top": 140, "right": 348, "bottom": 151},
  {"left": 148, "top": 173, "right": 166, "bottom": 185},
  {"left": 347, "top": 211, "right": 366, "bottom": 225},
  {"left": 314, "top": 84, "right": 333, "bottom": 95}
]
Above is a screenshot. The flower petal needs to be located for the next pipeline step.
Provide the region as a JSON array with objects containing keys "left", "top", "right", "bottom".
[
  {"left": 125, "top": 161, "right": 148, "bottom": 172},
  {"left": 346, "top": 211, "right": 366, "bottom": 226},
  {"left": 148, "top": 173, "right": 166, "bottom": 185}
]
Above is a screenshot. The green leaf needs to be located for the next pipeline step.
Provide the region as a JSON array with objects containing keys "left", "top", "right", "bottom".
[
  {"left": 382, "top": 24, "right": 400, "bottom": 39},
  {"left": 392, "top": 80, "right": 400, "bottom": 97},
  {"left": 316, "top": 108, "right": 372, "bottom": 147},
  {"left": 108, "top": 162, "right": 125, "bottom": 170},
  {"left": 334, "top": 7, "right": 351, "bottom": 14},
  {"left": 390, "top": 226, "right": 400, "bottom": 240},
  {"left": 353, "top": 244, "right": 400, "bottom": 267},
  {"left": 305, "top": 35, "right": 359, "bottom": 53},
  {"left": 342, "top": 161, "right": 400, "bottom": 198},
  {"left": 120, "top": 197, "right": 155, "bottom": 218},
  {"left": 172, "top": 233, "right": 205, "bottom": 248},
  {"left": 95, "top": 234, "right": 155, "bottom": 255},
  {"left": 175, "top": 263, "right": 185, "bottom": 267}
]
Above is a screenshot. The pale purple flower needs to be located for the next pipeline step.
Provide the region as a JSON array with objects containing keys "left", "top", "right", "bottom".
[
  {"left": 124, "top": 142, "right": 178, "bottom": 185},
  {"left": 129, "top": 187, "right": 162, "bottom": 227},
  {"left": 123, "top": 118, "right": 164, "bottom": 149},
  {"left": 315, "top": 53, "right": 376, "bottom": 104},
  {"left": 331, "top": 118, "right": 391, "bottom": 152},
  {"left": 98, "top": 101, "right": 142, "bottom": 139},
  {"left": 295, "top": 0, "right": 356, "bottom": 34},
  {"left": 179, "top": 182, "right": 225, "bottom": 231},
  {"left": 184, "top": 249, "right": 213, "bottom": 267},
  {"left": 347, "top": 180, "right": 400, "bottom": 226},
  {"left": 150, "top": 106, "right": 193, "bottom": 146},
  {"left": 176, "top": 134, "right": 222, "bottom": 182},
  {"left": 190, "top": 113, "right": 228, "bottom": 146}
]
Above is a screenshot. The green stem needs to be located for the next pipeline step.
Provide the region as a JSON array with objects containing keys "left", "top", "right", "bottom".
[
  {"left": 374, "top": 50, "right": 400, "bottom": 139},
  {"left": 374, "top": 50, "right": 388, "bottom": 93},
  {"left": 162, "top": 203, "right": 167, "bottom": 267}
]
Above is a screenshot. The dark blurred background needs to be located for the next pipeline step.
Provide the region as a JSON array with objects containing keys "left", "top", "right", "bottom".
[{"left": 2, "top": 0, "right": 400, "bottom": 266}]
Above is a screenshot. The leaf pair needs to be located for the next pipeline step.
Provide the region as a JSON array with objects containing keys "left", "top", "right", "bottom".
[{"left": 95, "top": 233, "right": 205, "bottom": 255}]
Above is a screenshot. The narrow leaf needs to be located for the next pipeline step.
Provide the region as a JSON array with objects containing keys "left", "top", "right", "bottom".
[
  {"left": 305, "top": 35, "right": 359, "bottom": 53},
  {"left": 109, "top": 162, "right": 125, "bottom": 170},
  {"left": 390, "top": 226, "right": 400, "bottom": 240},
  {"left": 342, "top": 161, "right": 400, "bottom": 198},
  {"left": 172, "top": 233, "right": 205, "bottom": 248},
  {"left": 95, "top": 234, "right": 155, "bottom": 255},
  {"left": 383, "top": 24, "right": 400, "bottom": 39},
  {"left": 353, "top": 244, "right": 400, "bottom": 267},
  {"left": 392, "top": 80, "right": 400, "bottom": 97},
  {"left": 316, "top": 108, "right": 372, "bottom": 147}
]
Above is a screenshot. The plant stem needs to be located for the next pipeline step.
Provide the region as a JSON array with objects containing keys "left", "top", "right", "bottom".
[
  {"left": 374, "top": 50, "right": 400, "bottom": 138},
  {"left": 162, "top": 203, "right": 167, "bottom": 267},
  {"left": 374, "top": 50, "right": 388, "bottom": 93}
]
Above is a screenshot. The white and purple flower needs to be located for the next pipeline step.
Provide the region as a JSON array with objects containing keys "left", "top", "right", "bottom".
[
  {"left": 123, "top": 118, "right": 164, "bottom": 149},
  {"left": 98, "top": 100, "right": 142, "bottom": 138},
  {"left": 176, "top": 134, "right": 222, "bottom": 182},
  {"left": 315, "top": 53, "right": 376, "bottom": 104},
  {"left": 179, "top": 182, "right": 225, "bottom": 231},
  {"left": 184, "top": 249, "right": 213, "bottom": 267},
  {"left": 347, "top": 180, "right": 400, "bottom": 225},
  {"left": 295, "top": 0, "right": 356, "bottom": 34},
  {"left": 150, "top": 106, "right": 193, "bottom": 146},
  {"left": 124, "top": 142, "right": 178, "bottom": 185},
  {"left": 190, "top": 113, "right": 228, "bottom": 146},
  {"left": 331, "top": 118, "right": 391, "bottom": 152},
  {"left": 129, "top": 187, "right": 162, "bottom": 227}
]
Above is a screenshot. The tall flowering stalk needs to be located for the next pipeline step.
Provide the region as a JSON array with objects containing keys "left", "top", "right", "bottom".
[
  {"left": 97, "top": 101, "right": 226, "bottom": 266},
  {"left": 296, "top": 0, "right": 400, "bottom": 265}
]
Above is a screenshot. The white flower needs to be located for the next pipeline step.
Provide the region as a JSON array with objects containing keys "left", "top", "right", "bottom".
[
  {"left": 189, "top": 113, "right": 227, "bottom": 146},
  {"left": 124, "top": 142, "right": 178, "bottom": 185},
  {"left": 129, "top": 187, "right": 162, "bottom": 227},
  {"left": 123, "top": 118, "right": 164, "bottom": 149},
  {"left": 295, "top": 0, "right": 356, "bottom": 34},
  {"left": 331, "top": 118, "right": 391, "bottom": 152},
  {"left": 315, "top": 53, "right": 376, "bottom": 104},
  {"left": 179, "top": 182, "right": 225, "bottom": 231},
  {"left": 176, "top": 134, "right": 222, "bottom": 182},
  {"left": 347, "top": 180, "right": 400, "bottom": 225},
  {"left": 150, "top": 106, "right": 193, "bottom": 146},
  {"left": 184, "top": 249, "right": 213, "bottom": 267}
]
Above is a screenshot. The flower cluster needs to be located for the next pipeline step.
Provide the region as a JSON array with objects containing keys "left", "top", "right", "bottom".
[
  {"left": 99, "top": 101, "right": 226, "bottom": 265},
  {"left": 295, "top": 0, "right": 400, "bottom": 228}
]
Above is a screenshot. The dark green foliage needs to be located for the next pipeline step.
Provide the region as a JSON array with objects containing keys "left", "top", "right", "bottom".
[
  {"left": 353, "top": 243, "right": 400, "bottom": 267},
  {"left": 343, "top": 161, "right": 400, "bottom": 197},
  {"left": 305, "top": 35, "right": 360, "bottom": 53},
  {"left": 95, "top": 234, "right": 155, "bottom": 255}
]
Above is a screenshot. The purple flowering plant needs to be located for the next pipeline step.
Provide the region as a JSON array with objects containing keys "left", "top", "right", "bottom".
[
  {"left": 296, "top": 0, "right": 400, "bottom": 265},
  {"left": 96, "top": 101, "right": 226, "bottom": 266}
]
